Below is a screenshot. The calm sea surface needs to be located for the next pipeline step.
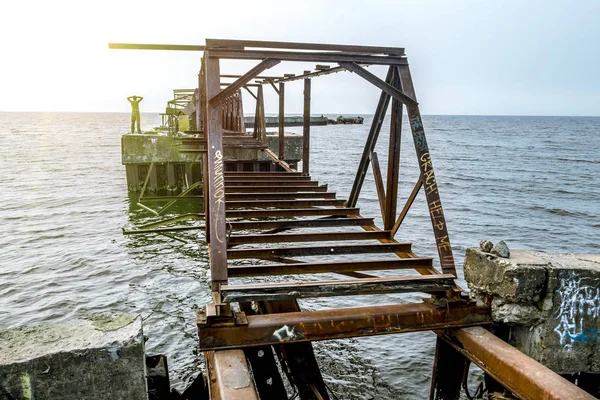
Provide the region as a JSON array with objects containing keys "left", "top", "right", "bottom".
[{"left": 0, "top": 112, "right": 598, "bottom": 398}]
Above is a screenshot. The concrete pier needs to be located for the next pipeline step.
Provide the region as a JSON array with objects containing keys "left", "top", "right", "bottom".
[
  {"left": 464, "top": 247, "right": 600, "bottom": 375},
  {"left": 0, "top": 315, "right": 147, "bottom": 400}
]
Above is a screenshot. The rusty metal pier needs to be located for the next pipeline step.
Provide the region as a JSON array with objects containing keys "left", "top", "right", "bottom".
[{"left": 111, "top": 39, "right": 596, "bottom": 400}]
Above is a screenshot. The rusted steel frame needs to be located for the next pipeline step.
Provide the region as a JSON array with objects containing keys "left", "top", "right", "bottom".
[
  {"left": 210, "top": 58, "right": 280, "bottom": 107},
  {"left": 273, "top": 66, "right": 345, "bottom": 83},
  {"left": 206, "top": 38, "right": 405, "bottom": 55},
  {"left": 238, "top": 303, "right": 288, "bottom": 400},
  {"left": 384, "top": 67, "right": 403, "bottom": 230},
  {"left": 226, "top": 192, "right": 337, "bottom": 200},
  {"left": 209, "top": 49, "right": 408, "bottom": 65},
  {"left": 441, "top": 327, "right": 597, "bottom": 400},
  {"left": 370, "top": 152, "right": 386, "bottom": 221},
  {"left": 225, "top": 207, "right": 359, "bottom": 219},
  {"left": 228, "top": 230, "right": 391, "bottom": 245},
  {"left": 243, "top": 85, "right": 258, "bottom": 100},
  {"left": 221, "top": 274, "right": 455, "bottom": 302},
  {"left": 227, "top": 217, "right": 374, "bottom": 231},
  {"left": 302, "top": 78, "right": 311, "bottom": 175},
  {"left": 391, "top": 178, "right": 423, "bottom": 237},
  {"left": 257, "top": 85, "right": 267, "bottom": 143},
  {"left": 225, "top": 199, "right": 345, "bottom": 209},
  {"left": 261, "top": 300, "right": 330, "bottom": 400},
  {"left": 429, "top": 336, "right": 468, "bottom": 400},
  {"left": 108, "top": 43, "right": 205, "bottom": 51},
  {"left": 346, "top": 67, "right": 394, "bottom": 207},
  {"left": 262, "top": 148, "right": 296, "bottom": 172},
  {"left": 225, "top": 185, "right": 328, "bottom": 193},
  {"left": 339, "top": 62, "right": 417, "bottom": 107},
  {"left": 228, "top": 242, "right": 412, "bottom": 259},
  {"left": 227, "top": 258, "right": 432, "bottom": 277},
  {"left": 198, "top": 302, "right": 490, "bottom": 350},
  {"left": 222, "top": 74, "right": 282, "bottom": 80},
  {"left": 222, "top": 83, "right": 260, "bottom": 87},
  {"left": 398, "top": 64, "right": 456, "bottom": 276},
  {"left": 278, "top": 82, "right": 285, "bottom": 159},
  {"left": 205, "top": 350, "right": 259, "bottom": 399},
  {"left": 252, "top": 86, "right": 260, "bottom": 139},
  {"left": 204, "top": 54, "right": 228, "bottom": 291}
]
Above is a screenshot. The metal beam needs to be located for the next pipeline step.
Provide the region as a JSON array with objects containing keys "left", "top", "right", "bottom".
[
  {"left": 108, "top": 43, "right": 205, "bottom": 51},
  {"left": 221, "top": 274, "right": 455, "bottom": 302},
  {"left": 227, "top": 258, "right": 433, "bottom": 277},
  {"left": 206, "top": 38, "right": 405, "bottom": 55},
  {"left": 205, "top": 350, "right": 259, "bottom": 399},
  {"left": 339, "top": 62, "right": 417, "bottom": 107},
  {"left": 198, "top": 302, "right": 490, "bottom": 350},
  {"left": 209, "top": 49, "right": 408, "bottom": 66},
  {"left": 227, "top": 242, "right": 412, "bottom": 259},
  {"left": 346, "top": 66, "right": 394, "bottom": 207},
  {"left": 210, "top": 58, "right": 281, "bottom": 106},
  {"left": 228, "top": 230, "right": 392, "bottom": 245},
  {"left": 445, "top": 327, "right": 597, "bottom": 400},
  {"left": 302, "top": 78, "right": 311, "bottom": 175},
  {"left": 278, "top": 82, "right": 285, "bottom": 160}
]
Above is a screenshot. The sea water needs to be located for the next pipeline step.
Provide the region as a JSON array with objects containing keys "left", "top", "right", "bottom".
[{"left": 0, "top": 112, "right": 598, "bottom": 398}]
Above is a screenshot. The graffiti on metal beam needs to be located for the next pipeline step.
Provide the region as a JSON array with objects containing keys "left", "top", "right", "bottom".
[{"left": 213, "top": 150, "right": 226, "bottom": 243}]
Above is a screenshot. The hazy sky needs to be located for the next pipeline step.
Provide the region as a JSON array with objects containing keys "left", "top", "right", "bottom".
[{"left": 1, "top": 0, "right": 599, "bottom": 115}]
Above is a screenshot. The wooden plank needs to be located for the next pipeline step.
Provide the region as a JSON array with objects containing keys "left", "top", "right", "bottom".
[
  {"left": 208, "top": 49, "right": 409, "bottom": 66},
  {"left": 225, "top": 207, "right": 359, "bottom": 219},
  {"left": 227, "top": 217, "right": 374, "bottom": 231},
  {"left": 227, "top": 242, "right": 412, "bottom": 259},
  {"left": 206, "top": 39, "right": 405, "bottom": 55},
  {"left": 303, "top": 78, "right": 311, "bottom": 175},
  {"left": 210, "top": 58, "right": 281, "bottom": 107},
  {"left": 228, "top": 257, "right": 433, "bottom": 277},
  {"left": 347, "top": 67, "right": 394, "bottom": 207},
  {"left": 228, "top": 230, "right": 391, "bottom": 245},
  {"left": 339, "top": 62, "right": 417, "bottom": 107},
  {"left": 222, "top": 274, "right": 454, "bottom": 302},
  {"left": 225, "top": 199, "right": 345, "bottom": 209}
]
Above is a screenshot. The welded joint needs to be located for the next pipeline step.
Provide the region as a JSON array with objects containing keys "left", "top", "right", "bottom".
[{"left": 198, "top": 304, "right": 248, "bottom": 327}]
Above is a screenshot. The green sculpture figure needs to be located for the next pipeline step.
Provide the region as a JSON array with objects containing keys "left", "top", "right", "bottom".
[{"left": 127, "top": 95, "right": 144, "bottom": 133}]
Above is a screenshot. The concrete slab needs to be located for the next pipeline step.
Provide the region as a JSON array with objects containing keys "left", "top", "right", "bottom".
[{"left": 0, "top": 315, "right": 147, "bottom": 400}]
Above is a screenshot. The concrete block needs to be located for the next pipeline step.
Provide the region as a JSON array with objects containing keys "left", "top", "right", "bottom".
[
  {"left": 464, "top": 248, "right": 548, "bottom": 304},
  {"left": 0, "top": 315, "right": 147, "bottom": 400},
  {"left": 464, "top": 248, "right": 600, "bottom": 374}
]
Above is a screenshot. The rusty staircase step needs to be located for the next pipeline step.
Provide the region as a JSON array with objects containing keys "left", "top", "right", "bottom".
[
  {"left": 225, "top": 207, "right": 359, "bottom": 219},
  {"left": 227, "top": 242, "right": 412, "bottom": 259},
  {"left": 227, "top": 257, "right": 433, "bottom": 277},
  {"left": 221, "top": 274, "right": 455, "bottom": 302},
  {"left": 225, "top": 185, "right": 328, "bottom": 193},
  {"left": 228, "top": 230, "right": 390, "bottom": 245},
  {"left": 227, "top": 217, "right": 374, "bottom": 231},
  {"left": 225, "top": 199, "right": 346, "bottom": 209}
]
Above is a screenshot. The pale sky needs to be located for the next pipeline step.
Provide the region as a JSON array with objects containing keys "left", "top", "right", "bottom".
[{"left": 1, "top": 0, "right": 599, "bottom": 115}]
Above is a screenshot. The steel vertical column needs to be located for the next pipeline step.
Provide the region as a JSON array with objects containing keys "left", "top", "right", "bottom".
[
  {"left": 279, "top": 82, "right": 285, "bottom": 160},
  {"left": 384, "top": 67, "right": 403, "bottom": 230},
  {"left": 302, "top": 79, "right": 311, "bottom": 175},
  {"left": 398, "top": 65, "right": 456, "bottom": 276},
  {"left": 346, "top": 67, "right": 394, "bottom": 207},
  {"left": 203, "top": 54, "right": 228, "bottom": 291}
]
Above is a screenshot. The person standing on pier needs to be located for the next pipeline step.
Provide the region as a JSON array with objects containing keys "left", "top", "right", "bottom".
[{"left": 127, "top": 95, "right": 144, "bottom": 133}]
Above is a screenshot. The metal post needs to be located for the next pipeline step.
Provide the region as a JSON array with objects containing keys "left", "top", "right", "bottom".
[
  {"left": 278, "top": 82, "right": 285, "bottom": 160},
  {"left": 346, "top": 67, "right": 394, "bottom": 207},
  {"left": 398, "top": 64, "right": 456, "bottom": 276},
  {"left": 384, "top": 67, "right": 403, "bottom": 230},
  {"left": 203, "top": 54, "right": 228, "bottom": 292},
  {"left": 302, "top": 78, "right": 311, "bottom": 175}
]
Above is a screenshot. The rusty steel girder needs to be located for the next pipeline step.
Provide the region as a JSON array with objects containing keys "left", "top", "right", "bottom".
[
  {"left": 442, "top": 327, "right": 596, "bottom": 400},
  {"left": 198, "top": 301, "right": 490, "bottom": 350}
]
